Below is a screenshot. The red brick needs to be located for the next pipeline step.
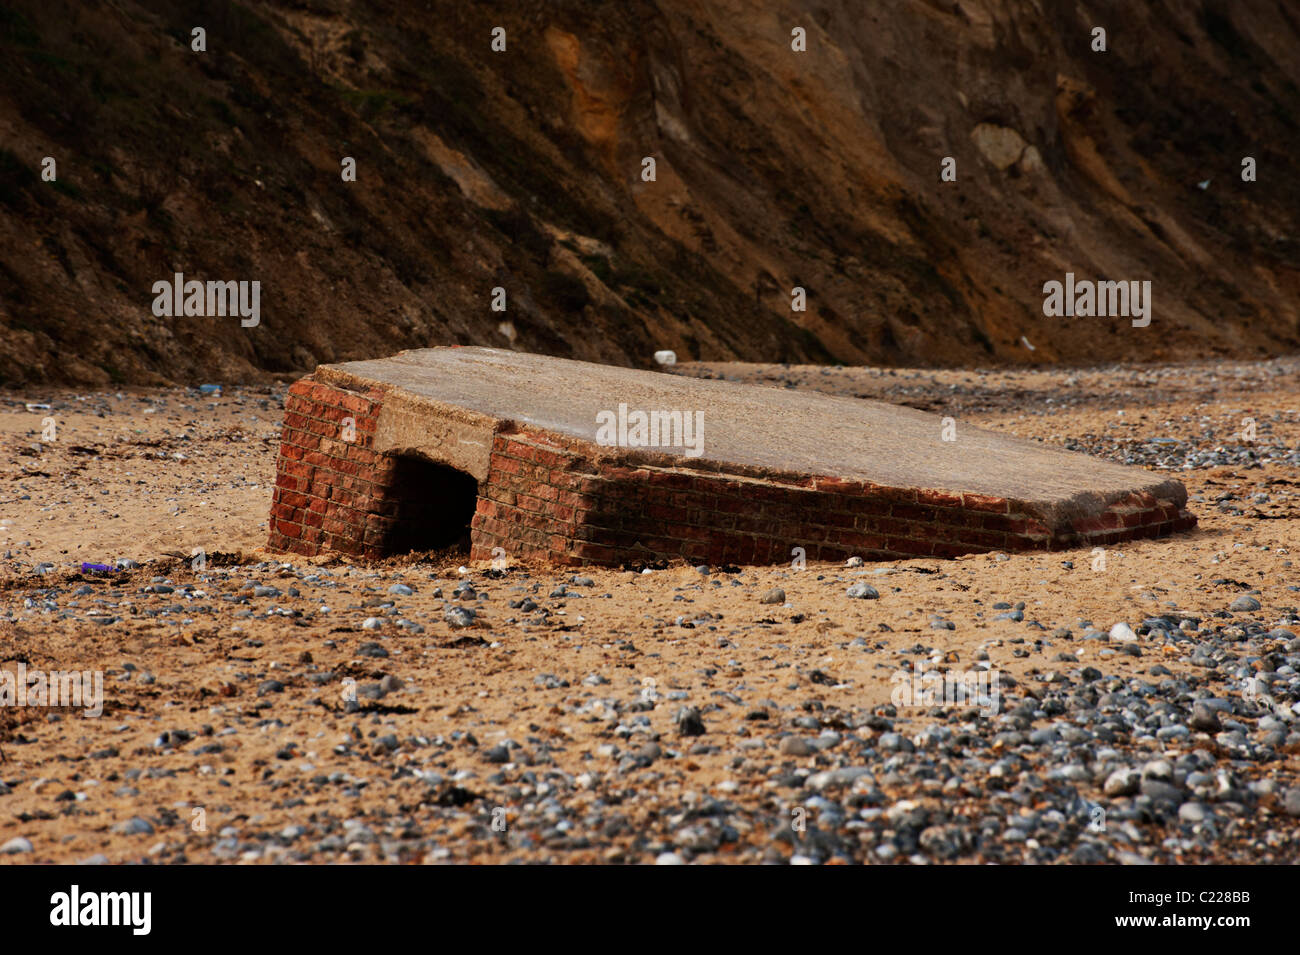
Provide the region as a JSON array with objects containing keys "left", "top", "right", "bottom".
[
  {"left": 917, "top": 488, "right": 965, "bottom": 509},
  {"left": 961, "top": 493, "right": 1009, "bottom": 514},
  {"left": 892, "top": 503, "right": 938, "bottom": 522}
]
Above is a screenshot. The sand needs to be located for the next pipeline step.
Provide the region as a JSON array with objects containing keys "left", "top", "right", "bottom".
[{"left": 0, "top": 358, "right": 1297, "bottom": 864}]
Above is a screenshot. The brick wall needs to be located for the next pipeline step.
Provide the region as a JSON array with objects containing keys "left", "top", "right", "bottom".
[
  {"left": 467, "top": 430, "right": 1197, "bottom": 567},
  {"left": 267, "top": 376, "right": 393, "bottom": 560},
  {"left": 269, "top": 376, "right": 1197, "bottom": 566}
]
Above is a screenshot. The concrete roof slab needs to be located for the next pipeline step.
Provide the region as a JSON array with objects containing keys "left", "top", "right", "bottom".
[{"left": 315, "top": 347, "right": 1188, "bottom": 526}]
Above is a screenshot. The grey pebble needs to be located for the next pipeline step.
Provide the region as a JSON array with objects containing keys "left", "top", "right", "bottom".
[
  {"left": 112, "top": 817, "right": 155, "bottom": 836},
  {"left": 1190, "top": 703, "right": 1221, "bottom": 733},
  {"left": 779, "top": 736, "right": 816, "bottom": 756},
  {"left": 444, "top": 607, "right": 476, "bottom": 628},
  {"left": 675, "top": 707, "right": 706, "bottom": 737}
]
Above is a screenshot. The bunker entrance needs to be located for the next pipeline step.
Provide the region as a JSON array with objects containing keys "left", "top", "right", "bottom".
[{"left": 385, "top": 455, "right": 479, "bottom": 555}]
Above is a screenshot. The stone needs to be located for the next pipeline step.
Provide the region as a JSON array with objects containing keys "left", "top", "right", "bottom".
[
  {"left": 0, "top": 837, "right": 33, "bottom": 854},
  {"left": 1109, "top": 623, "right": 1139, "bottom": 643},
  {"left": 1189, "top": 703, "right": 1221, "bottom": 733},
  {"left": 112, "top": 817, "right": 156, "bottom": 836},
  {"left": 1140, "top": 779, "right": 1185, "bottom": 804},
  {"left": 444, "top": 607, "right": 476, "bottom": 628},
  {"left": 970, "top": 123, "right": 1029, "bottom": 170},
  {"left": 674, "top": 707, "right": 706, "bottom": 737},
  {"left": 779, "top": 736, "right": 816, "bottom": 756},
  {"left": 1103, "top": 769, "right": 1140, "bottom": 797}
]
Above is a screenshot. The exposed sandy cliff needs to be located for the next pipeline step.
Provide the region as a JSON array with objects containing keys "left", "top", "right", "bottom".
[{"left": 1, "top": 0, "right": 1297, "bottom": 385}]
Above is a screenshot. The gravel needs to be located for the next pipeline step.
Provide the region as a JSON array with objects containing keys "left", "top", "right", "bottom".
[{"left": 5, "top": 368, "right": 1300, "bottom": 865}]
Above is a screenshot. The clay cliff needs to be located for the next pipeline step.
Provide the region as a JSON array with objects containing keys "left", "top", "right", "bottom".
[{"left": 1, "top": 0, "right": 1297, "bottom": 385}]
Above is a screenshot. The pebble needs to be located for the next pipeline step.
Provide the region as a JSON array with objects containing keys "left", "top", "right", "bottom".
[
  {"left": 846, "top": 582, "right": 879, "bottom": 599},
  {"left": 878, "top": 733, "right": 913, "bottom": 753},
  {"left": 1103, "top": 769, "right": 1140, "bottom": 797},
  {"left": 1189, "top": 703, "right": 1222, "bottom": 733},
  {"left": 760, "top": 588, "right": 786, "bottom": 605},
  {"left": 807, "top": 766, "right": 872, "bottom": 791},
  {"left": 0, "top": 837, "right": 33, "bottom": 854},
  {"left": 1109, "top": 622, "right": 1138, "bottom": 643},
  {"left": 112, "top": 817, "right": 155, "bottom": 836},
  {"left": 444, "top": 607, "right": 476, "bottom": 628},
  {"left": 779, "top": 736, "right": 816, "bottom": 756},
  {"left": 675, "top": 707, "right": 706, "bottom": 737},
  {"left": 1140, "top": 780, "right": 1185, "bottom": 804}
]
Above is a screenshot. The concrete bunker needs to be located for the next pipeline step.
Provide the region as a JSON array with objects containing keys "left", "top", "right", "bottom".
[{"left": 266, "top": 347, "right": 1197, "bottom": 566}]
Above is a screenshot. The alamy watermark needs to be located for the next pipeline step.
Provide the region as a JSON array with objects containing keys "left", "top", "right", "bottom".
[
  {"left": 890, "top": 661, "right": 999, "bottom": 717},
  {"left": 1042, "top": 272, "right": 1150, "bottom": 327},
  {"left": 595, "top": 403, "right": 704, "bottom": 457},
  {"left": 50, "top": 885, "right": 150, "bottom": 935},
  {"left": 0, "top": 663, "right": 104, "bottom": 717},
  {"left": 151, "top": 272, "right": 260, "bottom": 327}
]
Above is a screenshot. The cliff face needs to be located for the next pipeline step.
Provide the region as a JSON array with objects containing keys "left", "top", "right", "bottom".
[{"left": 2, "top": 0, "right": 1298, "bottom": 386}]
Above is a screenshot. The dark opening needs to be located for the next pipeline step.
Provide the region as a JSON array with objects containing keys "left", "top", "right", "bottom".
[{"left": 384, "top": 456, "right": 479, "bottom": 555}]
